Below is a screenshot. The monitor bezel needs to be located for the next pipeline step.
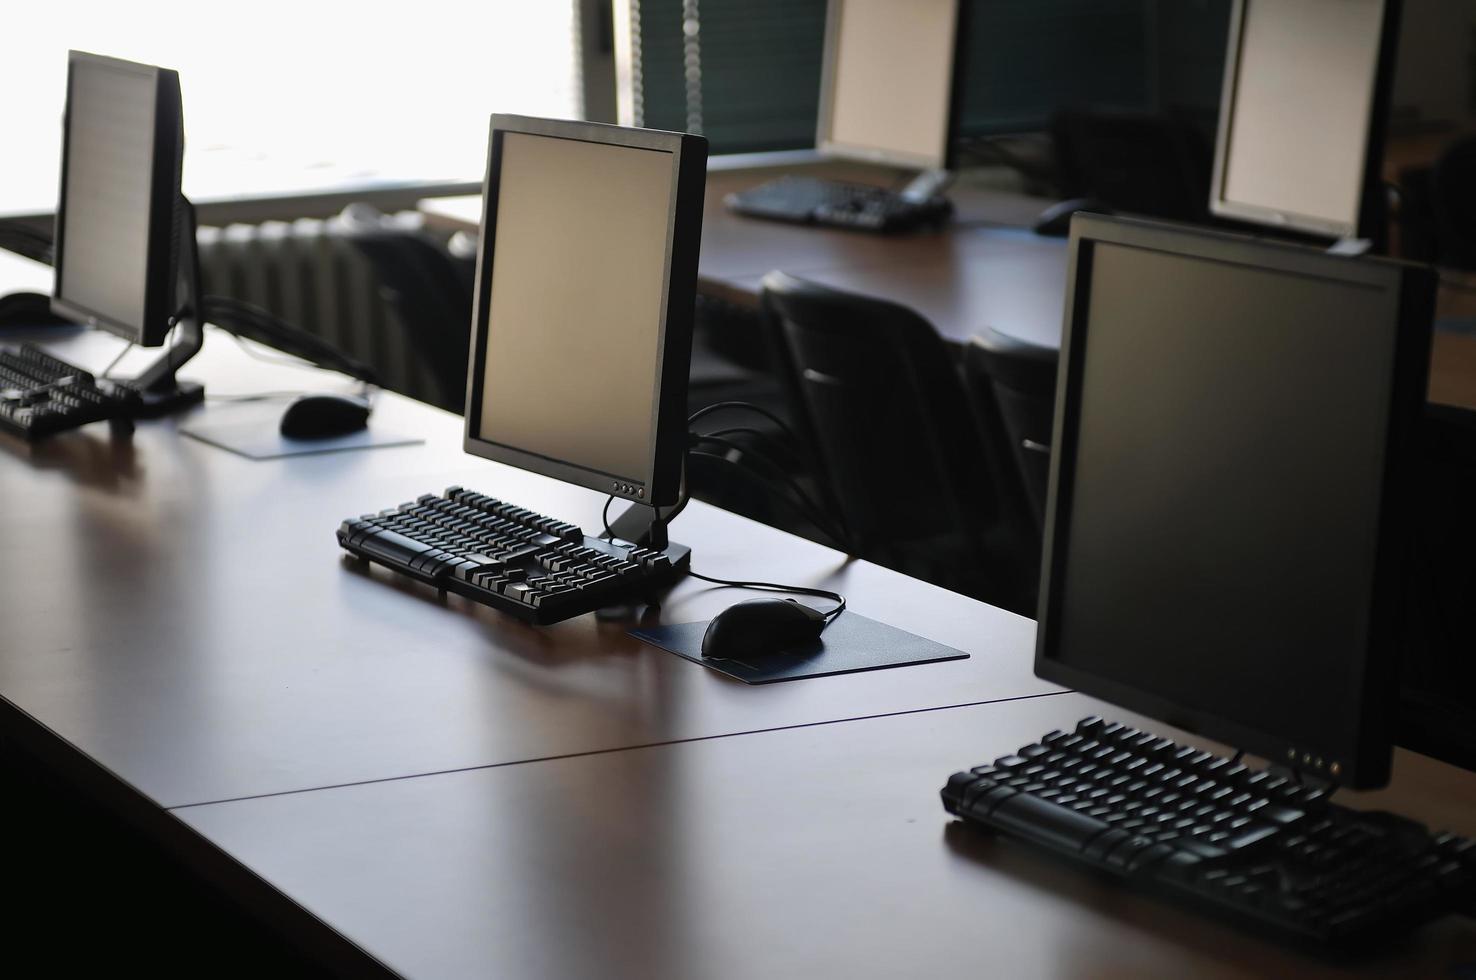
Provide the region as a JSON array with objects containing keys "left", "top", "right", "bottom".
[
  {"left": 1208, "top": 0, "right": 1402, "bottom": 242},
  {"left": 814, "top": 0, "right": 964, "bottom": 172},
  {"left": 51, "top": 50, "right": 184, "bottom": 348},
  {"left": 461, "top": 114, "right": 706, "bottom": 509},
  {"left": 1035, "top": 213, "right": 1433, "bottom": 789}
]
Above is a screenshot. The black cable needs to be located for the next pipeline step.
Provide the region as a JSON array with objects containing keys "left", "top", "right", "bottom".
[
  {"left": 690, "top": 433, "right": 850, "bottom": 550},
  {"left": 688, "top": 449, "right": 849, "bottom": 548},
  {"left": 688, "top": 406, "right": 855, "bottom": 546},
  {"left": 99, "top": 339, "right": 134, "bottom": 379},
  {"left": 601, "top": 490, "right": 847, "bottom": 625},
  {"left": 685, "top": 568, "right": 846, "bottom": 624},
  {"left": 691, "top": 426, "right": 854, "bottom": 549},
  {"left": 688, "top": 401, "right": 805, "bottom": 449},
  {"left": 201, "top": 295, "right": 381, "bottom": 386}
]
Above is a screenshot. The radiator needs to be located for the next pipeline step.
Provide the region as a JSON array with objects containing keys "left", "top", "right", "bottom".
[{"left": 196, "top": 211, "right": 465, "bottom": 411}]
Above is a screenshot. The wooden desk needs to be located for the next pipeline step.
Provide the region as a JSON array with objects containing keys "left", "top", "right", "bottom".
[
  {"left": 5, "top": 251, "right": 1476, "bottom": 976},
  {"left": 0, "top": 325, "right": 1050, "bottom": 810},
  {"left": 180, "top": 693, "right": 1476, "bottom": 979}
]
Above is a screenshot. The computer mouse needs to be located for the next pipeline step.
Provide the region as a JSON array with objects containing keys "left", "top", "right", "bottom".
[
  {"left": 279, "top": 393, "right": 371, "bottom": 439},
  {"left": 1032, "top": 197, "right": 1114, "bottom": 237},
  {"left": 701, "top": 597, "right": 829, "bottom": 660}
]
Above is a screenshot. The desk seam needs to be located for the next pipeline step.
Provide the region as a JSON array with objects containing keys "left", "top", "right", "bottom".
[{"left": 165, "top": 688, "right": 1072, "bottom": 812}]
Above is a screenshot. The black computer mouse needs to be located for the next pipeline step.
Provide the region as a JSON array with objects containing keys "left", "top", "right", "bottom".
[
  {"left": 279, "top": 393, "right": 371, "bottom": 439},
  {"left": 1032, "top": 197, "right": 1114, "bottom": 237},
  {"left": 701, "top": 597, "right": 829, "bottom": 660}
]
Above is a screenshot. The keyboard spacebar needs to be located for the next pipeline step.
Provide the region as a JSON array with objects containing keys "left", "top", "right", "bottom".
[{"left": 989, "top": 794, "right": 1113, "bottom": 852}]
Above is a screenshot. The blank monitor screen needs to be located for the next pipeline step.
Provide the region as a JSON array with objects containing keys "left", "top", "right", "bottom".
[
  {"left": 1211, "top": 0, "right": 1387, "bottom": 238},
  {"left": 466, "top": 119, "right": 705, "bottom": 505},
  {"left": 1039, "top": 217, "right": 1428, "bottom": 787},
  {"left": 818, "top": 0, "right": 958, "bottom": 170},
  {"left": 56, "top": 56, "right": 162, "bottom": 338}
]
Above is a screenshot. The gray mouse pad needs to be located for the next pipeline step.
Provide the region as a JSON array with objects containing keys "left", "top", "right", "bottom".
[
  {"left": 630, "top": 612, "right": 968, "bottom": 684},
  {"left": 181, "top": 407, "right": 422, "bottom": 460}
]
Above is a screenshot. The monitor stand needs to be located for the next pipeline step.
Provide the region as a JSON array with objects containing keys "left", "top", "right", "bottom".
[
  {"left": 898, "top": 168, "right": 952, "bottom": 203},
  {"left": 601, "top": 500, "right": 691, "bottom": 567},
  {"left": 121, "top": 198, "right": 206, "bottom": 416},
  {"left": 595, "top": 500, "right": 691, "bottom": 621}
]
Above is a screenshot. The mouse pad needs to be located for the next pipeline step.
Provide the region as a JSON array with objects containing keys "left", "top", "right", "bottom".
[
  {"left": 630, "top": 612, "right": 968, "bottom": 684},
  {"left": 181, "top": 408, "right": 423, "bottom": 460}
]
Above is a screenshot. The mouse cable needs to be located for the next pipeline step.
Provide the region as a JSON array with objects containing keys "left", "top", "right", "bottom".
[
  {"left": 684, "top": 568, "right": 846, "bottom": 624},
  {"left": 601, "top": 490, "right": 846, "bottom": 625}
]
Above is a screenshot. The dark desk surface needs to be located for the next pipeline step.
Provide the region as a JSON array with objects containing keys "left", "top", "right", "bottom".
[
  {"left": 5, "top": 250, "right": 1476, "bottom": 977},
  {"left": 0, "top": 324, "right": 1047, "bottom": 810},
  {"left": 179, "top": 692, "right": 1476, "bottom": 980}
]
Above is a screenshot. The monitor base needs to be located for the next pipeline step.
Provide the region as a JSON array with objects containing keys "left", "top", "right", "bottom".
[{"left": 130, "top": 379, "right": 205, "bottom": 418}]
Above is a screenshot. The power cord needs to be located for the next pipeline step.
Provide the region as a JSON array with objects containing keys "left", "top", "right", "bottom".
[
  {"left": 688, "top": 400, "right": 806, "bottom": 450},
  {"left": 687, "top": 400, "right": 854, "bottom": 550},
  {"left": 687, "top": 443, "right": 851, "bottom": 551}
]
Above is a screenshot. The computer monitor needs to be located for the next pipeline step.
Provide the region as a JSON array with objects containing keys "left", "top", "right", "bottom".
[
  {"left": 815, "top": 0, "right": 965, "bottom": 174},
  {"left": 463, "top": 115, "right": 706, "bottom": 519},
  {"left": 1209, "top": 0, "right": 1403, "bottom": 241},
  {"left": 51, "top": 50, "right": 203, "bottom": 410},
  {"left": 1037, "top": 214, "right": 1434, "bottom": 788}
]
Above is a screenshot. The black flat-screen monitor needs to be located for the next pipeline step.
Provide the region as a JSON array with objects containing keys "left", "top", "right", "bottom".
[
  {"left": 52, "top": 50, "right": 185, "bottom": 347},
  {"left": 1209, "top": 0, "right": 1402, "bottom": 241},
  {"left": 462, "top": 115, "right": 706, "bottom": 508},
  {"left": 1037, "top": 214, "right": 1434, "bottom": 788}
]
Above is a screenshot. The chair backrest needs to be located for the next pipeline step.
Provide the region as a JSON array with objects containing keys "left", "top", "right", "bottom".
[
  {"left": 963, "top": 327, "right": 1058, "bottom": 540},
  {"left": 761, "top": 271, "right": 1025, "bottom": 606},
  {"left": 342, "top": 228, "right": 473, "bottom": 412},
  {"left": 1432, "top": 135, "right": 1476, "bottom": 270}
]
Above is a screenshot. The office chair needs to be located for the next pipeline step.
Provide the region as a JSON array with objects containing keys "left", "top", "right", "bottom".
[
  {"left": 962, "top": 327, "right": 1059, "bottom": 541},
  {"left": 1049, "top": 108, "right": 1212, "bottom": 223},
  {"left": 1432, "top": 136, "right": 1476, "bottom": 270},
  {"left": 760, "top": 272, "right": 1033, "bottom": 612},
  {"left": 338, "top": 208, "right": 474, "bottom": 412}
]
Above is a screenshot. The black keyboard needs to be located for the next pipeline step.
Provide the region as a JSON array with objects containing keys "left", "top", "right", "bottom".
[
  {"left": 942, "top": 717, "right": 1476, "bottom": 944},
  {"left": 337, "top": 486, "right": 690, "bottom": 625},
  {"left": 725, "top": 176, "right": 952, "bottom": 233},
  {"left": 0, "top": 343, "right": 140, "bottom": 441}
]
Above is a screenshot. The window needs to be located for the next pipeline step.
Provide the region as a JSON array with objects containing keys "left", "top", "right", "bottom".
[
  {"left": 623, "top": 0, "right": 1228, "bottom": 156},
  {"left": 0, "top": 1, "right": 581, "bottom": 213}
]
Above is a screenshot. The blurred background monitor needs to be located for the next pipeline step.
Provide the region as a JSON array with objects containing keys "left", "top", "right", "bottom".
[
  {"left": 51, "top": 50, "right": 185, "bottom": 347},
  {"left": 815, "top": 0, "right": 963, "bottom": 171},
  {"left": 1209, "top": 0, "right": 1401, "bottom": 241}
]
